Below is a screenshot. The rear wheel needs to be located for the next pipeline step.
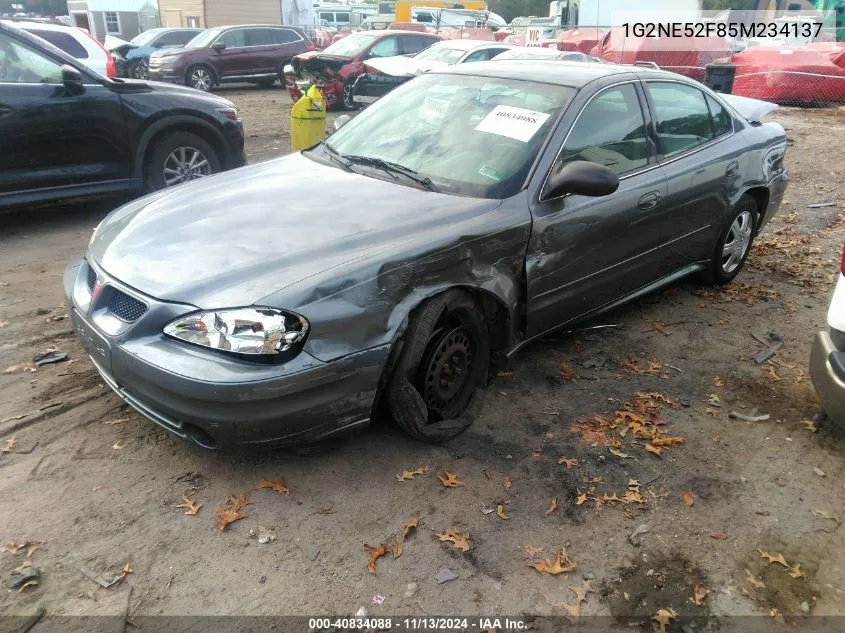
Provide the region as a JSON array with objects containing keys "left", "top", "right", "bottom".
[
  {"left": 127, "top": 58, "right": 148, "bottom": 79},
  {"left": 701, "top": 194, "right": 759, "bottom": 285},
  {"left": 186, "top": 64, "right": 215, "bottom": 91},
  {"left": 144, "top": 131, "right": 220, "bottom": 192},
  {"left": 386, "top": 291, "right": 489, "bottom": 443}
]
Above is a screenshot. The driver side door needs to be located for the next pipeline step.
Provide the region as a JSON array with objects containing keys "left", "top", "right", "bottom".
[{"left": 525, "top": 81, "right": 669, "bottom": 338}]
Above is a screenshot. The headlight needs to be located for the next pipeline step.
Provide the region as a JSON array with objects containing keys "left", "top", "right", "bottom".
[{"left": 164, "top": 308, "right": 309, "bottom": 359}]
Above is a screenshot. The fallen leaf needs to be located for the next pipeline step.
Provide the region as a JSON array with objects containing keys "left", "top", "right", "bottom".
[
  {"left": 558, "top": 457, "right": 578, "bottom": 469},
  {"left": 745, "top": 569, "right": 765, "bottom": 589},
  {"left": 788, "top": 564, "right": 807, "bottom": 579},
  {"left": 559, "top": 361, "right": 574, "bottom": 381},
  {"left": 802, "top": 420, "right": 818, "bottom": 433},
  {"left": 524, "top": 545, "right": 544, "bottom": 557},
  {"left": 708, "top": 393, "right": 721, "bottom": 406},
  {"left": 813, "top": 510, "right": 841, "bottom": 522},
  {"left": 25, "top": 543, "right": 41, "bottom": 557},
  {"left": 396, "top": 465, "right": 429, "bottom": 481},
  {"left": 3, "top": 363, "right": 36, "bottom": 374},
  {"left": 704, "top": 407, "right": 721, "bottom": 416},
  {"left": 391, "top": 518, "right": 419, "bottom": 559},
  {"left": 653, "top": 607, "right": 678, "bottom": 633},
  {"left": 609, "top": 448, "right": 630, "bottom": 458},
  {"left": 391, "top": 538, "right": 402, "bottom": 559},
  {"left": 1, "top": 541, "right": 42, "bottom": 555},
  {"left": 691, "top": 582, "right": 711, "bottom": 606},
  {"left": 711, "top": 531, "right": 728, "bottom": 540},
  {"left": 496, "top": 370, "right": 513, "bottom": 377},
  {"left": 121, "top": 563, "right": 133, "bottom": 575},
  {"left": 527, "top": 547, "right": 576, "bottom": 575},
  {"left": 435, "top": 529, "right": 471, "bottom": 552},
  {"left": 756, "top": 549, "right": 789, "bottom": 567},
  {"left": 254, "top": 477, "right": 290, "bottom": 495},
  {"left": 644, "top": 444, "right": 663, "bottom": 457},
  {"left": 682, "top": 493, "right": 695, "bottom": 507},
  {"left": 438, "top": 470, "right": 465, "bottom": 488},
  {"left": 503, "top": 475, "right": 512, "bottom": 493},
  {"left": 2, "top": 437, "right": 16, "bottom": 453},
  {"left": 654, "top": 322, "right": 671, "bottom": 336},
  {"left": 555, "top": 581, "right": 594, "bottom": 620},
  {"left": 764, "top": 366, "right": 781, "bottom": 382},
  {"left": 497, "top": 505, "right": 509, "bottom": 520},
  {"left": 575, "top": 493, "right": 588, "bottom": 506},
  {"left": 651, "top": 436, "right": 685, "bottom": 447},
  {"left": 104, "top": 417, "right": 131, "bottom": 425},
  {"left": 214, "top": 492, "right": 250, "bottom": 531},
  {"left": 17, "top": 580, "right": 38, "bottom": 593},
  {"left": 0, "top": 320, "right": 8, "bottom": 328},
  {"left": 364, "top": 543, "right": 389, "bottom": 574},
  {"left": 175, "top": 494, "right": 202, "bottom": 516},
  {"left": 112, "top": 441, "right": 126, "bottom": 450},
  {"left": 545, "top": 497, "right": 560, "bottom": 516},
  {"left": 400, "top": 518, "right": 418, "bottom": 540},
  {"left": 713, "top": 376, "right": 725, "bottom": 387}
]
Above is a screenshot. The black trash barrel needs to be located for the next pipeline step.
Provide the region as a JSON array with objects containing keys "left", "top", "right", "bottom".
[{"left": 704, "top": 63, "right": 737, "bottom": 94}]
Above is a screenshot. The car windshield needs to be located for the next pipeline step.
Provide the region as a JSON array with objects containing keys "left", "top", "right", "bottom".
[
  {"left": 415, "top": 45, "right": 466, "bottom": 64},
  {"left": 322, "top": 73, "right": 574, "bottom": 199},
  {"left": 322, "top": 32, "right": 379, "bottom": 56},
  {"left": 130, "top": 30, "right": 161, "bottom": 46},
  {"left": 183, "top": 28, "right": 221, "bottom": 49}
]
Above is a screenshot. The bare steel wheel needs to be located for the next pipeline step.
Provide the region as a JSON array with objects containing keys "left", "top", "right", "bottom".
[
  {"left": 163, "top": 146, "right": 213, "bottom": 187},
  {"left": 419, "top": 326, "right": 475, "bottom": 420},
  {"left": 386, "top": 291, "right": 489, "bottom": 443}
]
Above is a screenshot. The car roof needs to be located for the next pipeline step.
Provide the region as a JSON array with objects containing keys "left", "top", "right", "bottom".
[
  {"left": 437, "top": 58, "right": 683, "bottom": 87},
  {"left": 212, "top": 24, "right": 305, "bottom": 30},
  {"left": 1, "top": 19, "right": 77, "bottom": 32},
  {"left": 0, "top": 20, "right": 95, "bottom": 69}
]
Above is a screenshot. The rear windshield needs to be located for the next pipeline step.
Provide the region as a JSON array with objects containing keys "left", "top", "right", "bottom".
[{"left": 25, "top": 28, "right": 88, "bottom": 59}]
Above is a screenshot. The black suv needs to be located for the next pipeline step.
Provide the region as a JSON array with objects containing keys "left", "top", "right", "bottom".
[
  {"left": 148, "top": 24, "right": 314, "bottom": 91},
  {"left": 0, "top": 22, "right": 245, "bottom": 209}
]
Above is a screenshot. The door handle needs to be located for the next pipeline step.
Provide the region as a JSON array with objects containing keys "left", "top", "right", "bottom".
[
  {"left": 726, "top": 161, "right": 740, "bottom": 178},
  {"left": 638, "top": 191, "right": 661, "bottom": 211}
]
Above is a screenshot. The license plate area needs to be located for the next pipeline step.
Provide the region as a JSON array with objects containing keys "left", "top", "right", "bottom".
[{"left": 72, "top": 310, "right": 112, "bottom": 371}]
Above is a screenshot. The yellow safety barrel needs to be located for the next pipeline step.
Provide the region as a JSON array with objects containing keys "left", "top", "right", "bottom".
[{"left": 291, "top": 85, "right": 327, "bottom": 152}]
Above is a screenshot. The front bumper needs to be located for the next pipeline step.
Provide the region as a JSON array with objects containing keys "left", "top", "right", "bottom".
[
  {"left": 64, "top": 258, "right": 389, "bottom": 451},
  {"left": 810, "top": 330, "right": 845, "bottom": 428},
  {"left": 147, "top": 66, "right": 182, "bottom": 84}
]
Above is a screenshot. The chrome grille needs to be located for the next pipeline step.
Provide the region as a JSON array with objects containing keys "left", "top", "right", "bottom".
[
  {"left": 108, "top": 290, "right": 147, "bottom": 322},
  {"left": 86, "top": 265, "right": 97, "bottom": 291}
]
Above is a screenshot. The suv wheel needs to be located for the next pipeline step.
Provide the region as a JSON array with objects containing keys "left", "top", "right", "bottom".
[
  {"left": 186, "top": 65, "right": 215, "bottom": 91},
  {"left": 145, "top": 132, "right": 220, "bottom": 191},
  {"left": 128, "top": 58, "right": 148, "bottom": 79}
]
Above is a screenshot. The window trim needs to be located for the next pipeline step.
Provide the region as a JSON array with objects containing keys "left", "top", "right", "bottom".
[
  {"left": 539, "top": 80, "right": 658, "bottom": 203},
  {"left": 642, "top": 80, "right": 737, "bottom": 167},
  {"left": 212, "top": 27, "right": 302, "bottom": 49},
  {"left": 103, "top": 11, "right": 121, "bottom": 36}
]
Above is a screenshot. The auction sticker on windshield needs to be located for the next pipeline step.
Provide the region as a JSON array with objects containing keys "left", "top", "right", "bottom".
[{"left": 474, "top": 106, "right": 551, "bottom": 143}]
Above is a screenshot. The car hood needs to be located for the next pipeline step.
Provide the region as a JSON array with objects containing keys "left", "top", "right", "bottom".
[
  {"left": 109, "top": 77, "right": 235, "bottom": 107},
  {"left": 89, "top": 153, "right": 503, "bottom": 308},
  {"left": 364, "top": 55, "right": 424, "bottom": 77},
  {"left": 293, "top": 52, "right": 354, "bottom": 77}
]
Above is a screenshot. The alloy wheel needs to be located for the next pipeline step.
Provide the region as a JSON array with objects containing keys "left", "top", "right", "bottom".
[
  {"left": 191, "top": 68, "right": 212, "bottom": 91},
  {"left": 162, "top": 146, "right": 212, "bottom": 187},
  {"left": 342, "top": 83, "right": 354, "bottom": 108},
  {"left": 132, "top": 59, "right": 149, "bottom": 79},
  {"left": 722, "top": 209, "right": 754, "bottom": 274}
]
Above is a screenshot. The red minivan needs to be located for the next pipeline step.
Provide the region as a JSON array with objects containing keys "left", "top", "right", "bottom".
[{"left": 287, "top": 30, "right": 440, "bottom": 109}]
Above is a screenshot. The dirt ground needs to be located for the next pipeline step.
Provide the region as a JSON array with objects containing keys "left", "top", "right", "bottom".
[{"left": 2, "top": 86, "right": 845, "bottom": 630}]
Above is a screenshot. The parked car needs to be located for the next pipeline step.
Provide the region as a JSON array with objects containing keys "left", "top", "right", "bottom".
[
  {"left": 492, "top": 47, "right": 604, "bottom": 62},
  {"left": 65, "top": 60, "right": 787, "bottom": 451},
  {"left": 288, "top": 30, "right": 441, "bottom": 109},
  {"left": 107, "top": 27, "right": 203, "bottom": 79},
  {"left": 6, "top": 19, "right": 114, "bottom": 77},
  {"left": 148, "top": 24, "right": 314, "bottom": 91},
  {"left": 352, "top": 39, "right": 512, "bottom": 105},
  {"left": 0, "top": 22, "right": 245, "bottom": 209},
  {"left": 810, "top": 243, "right": 845, "bottom": 430}
]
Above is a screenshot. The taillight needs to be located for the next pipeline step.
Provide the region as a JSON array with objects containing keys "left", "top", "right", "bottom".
[
  {"left": 78, "top": 28, "right": 115, "bottom": 78},
  {"left": 306, "top": 43, "right": 316, "bottom": 51}
]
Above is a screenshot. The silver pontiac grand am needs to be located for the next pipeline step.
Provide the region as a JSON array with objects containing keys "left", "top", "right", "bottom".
[{"left": 65, "top": 61, "right": 788, "bottom": 451}]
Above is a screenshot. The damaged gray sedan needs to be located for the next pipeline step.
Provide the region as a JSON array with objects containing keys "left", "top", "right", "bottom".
[{"left": 65, "top": 61, "right": 788, "bottom": 450}]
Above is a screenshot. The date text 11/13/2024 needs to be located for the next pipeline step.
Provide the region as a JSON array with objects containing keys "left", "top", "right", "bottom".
[{"left": 308, "top": 617, "right": 529, "bottom": 630}]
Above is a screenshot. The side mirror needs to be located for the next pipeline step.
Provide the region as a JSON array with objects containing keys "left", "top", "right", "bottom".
[
  {"left": 61, "top": 65, "right": 85, "bottom": 95},
  {"left": 332, "top": 114, "right": 351, "bottom": 132},
  {"left": 212, "top": 42, "right": 226, "bottom": 52},
  {"left": 543, "top": 160, "right": 619, "bottom": 200}
]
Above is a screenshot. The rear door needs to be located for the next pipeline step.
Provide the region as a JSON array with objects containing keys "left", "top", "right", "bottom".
[
  {"left": 398, "top": 34, "right": 436, "bottom": 56},
  {"left": 211, "top": 27, "right": 249, "bottom": 78},
  {"left": 525, "top": 80, "right": 669, "bottom": 337},
  {"left": 643, "top": 81, "right": 742, "bottom": 272},
  {"left": 0, "top": 30, "right": 131, "bottom": 203},
  {"left": 245, "top": 27, "right": 282, "bottom": 75}
]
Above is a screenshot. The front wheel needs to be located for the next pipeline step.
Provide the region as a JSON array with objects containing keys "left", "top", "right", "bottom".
[
  {"left": 386, "top": 291, "right": 489, "bottom": 443},
  {"left": 144, "top": 131, "right": 220, "bottom": 192},
  {"left": 341, "top": 82, "right": 357, "bottom": 110},
  {"left": 186, "top": 65, "right": 214, "bottom": 91},
  {"left": 701, "top": 195, "right": 759, "bottom": 285},
  {"left": 127, "top": 58, "right": 148, "bottom": 79}
]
